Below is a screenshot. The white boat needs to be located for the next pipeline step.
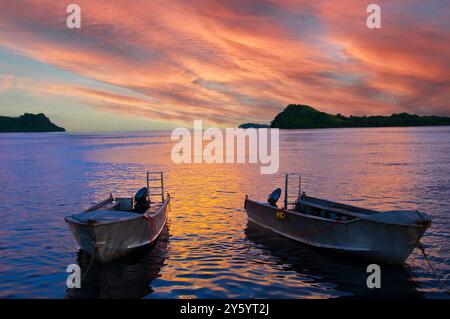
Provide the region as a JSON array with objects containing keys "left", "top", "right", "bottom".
[
  {"left": 65, "top": 172, "right": 170, "bottom": 263},
  {"left": 66, "top": 225, "right": 169, "bottom": 298},
  {"left": 244, "top": 174, "right": 431, "bottom": 264}
]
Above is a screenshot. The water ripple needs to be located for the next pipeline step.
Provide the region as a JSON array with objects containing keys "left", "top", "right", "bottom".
[{"left": 0, "top": 127, "right": 449, "bottom": 298}]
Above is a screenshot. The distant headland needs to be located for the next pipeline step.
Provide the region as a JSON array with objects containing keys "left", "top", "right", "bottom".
[
  {"left": 0, "top": 113, "right": 66, "bottom": 132},
  {"left": 238, "top": 123, "right": 271, "bottom": 129},
  {"left": 239, "top": 104, "right": 450, "bottom": 129}
]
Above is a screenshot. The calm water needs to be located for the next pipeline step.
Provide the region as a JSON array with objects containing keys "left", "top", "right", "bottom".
[{"left": 0, "top": 127, "right": 449, "bottom": 298}]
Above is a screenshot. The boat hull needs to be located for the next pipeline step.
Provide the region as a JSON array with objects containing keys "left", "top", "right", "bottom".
[
  {"left": 244, "top": 198, "right": 428, "bottom": 264},
  {"left": 66, "top": 198, "right": 169, "bottom": 262}
]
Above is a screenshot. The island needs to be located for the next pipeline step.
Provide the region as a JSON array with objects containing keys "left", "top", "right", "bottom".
[
  {"left": 0, "top": 113, "right": 66, "bottom": 132},
  {"left": 239, "top": 104, "right": 450, "bottom": 129}
]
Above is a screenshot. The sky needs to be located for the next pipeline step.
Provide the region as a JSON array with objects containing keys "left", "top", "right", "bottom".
[{"left": 0, "top": 0, "right": 449, "bottom": 131}]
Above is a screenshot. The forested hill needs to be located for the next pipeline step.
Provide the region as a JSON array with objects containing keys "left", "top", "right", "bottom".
[
  {"left": 0, "top": 113, "right": 66, "bottom": 132},
  {"left": 269, "top": 104, "right": 450, "bottom": 129}
]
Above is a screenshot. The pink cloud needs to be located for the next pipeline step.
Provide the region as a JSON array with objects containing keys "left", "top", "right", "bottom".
[{"left": 0, "top": 0, "right": 449, "bottom": 127}]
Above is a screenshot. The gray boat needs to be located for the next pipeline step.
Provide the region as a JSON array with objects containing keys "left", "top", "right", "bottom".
[
  {"left": 65, "top": 172, "right": 170, "bottom": 263},
  {"left": 244, "top": 174, "right": 431, "bottom": 264}
]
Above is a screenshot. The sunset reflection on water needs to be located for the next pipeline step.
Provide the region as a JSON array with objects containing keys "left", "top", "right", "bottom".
[{"left": 0, "top": 127, "right": 449, "bottom": 298}]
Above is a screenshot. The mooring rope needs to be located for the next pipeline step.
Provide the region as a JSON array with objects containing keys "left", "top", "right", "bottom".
[
  {"left": 417, "top": 242, "right": 450, "bottom": 295},
  {"left": 81, "top": 249, "right": 96, "bottom": 283}
]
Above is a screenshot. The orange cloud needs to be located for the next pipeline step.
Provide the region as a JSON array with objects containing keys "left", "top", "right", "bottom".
[{"left": 0, "top": 0, "right": 449, "bottom": 128}]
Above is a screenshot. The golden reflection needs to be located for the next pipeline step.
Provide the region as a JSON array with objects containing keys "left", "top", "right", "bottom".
[{"left": 75, "top": 128, "right": 438, "bottom": 297}]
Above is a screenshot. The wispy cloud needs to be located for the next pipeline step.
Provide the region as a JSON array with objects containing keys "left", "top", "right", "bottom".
[{"left": 0, "top": 0, "right": 449, "bottom": 130}]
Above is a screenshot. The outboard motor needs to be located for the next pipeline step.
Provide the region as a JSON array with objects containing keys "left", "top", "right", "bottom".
[
  {"left": 268, "top": 188, "right": 282, "bottom": 207},
  {"left": 134, "top": 187, "right": 150, "bottom": 213}
]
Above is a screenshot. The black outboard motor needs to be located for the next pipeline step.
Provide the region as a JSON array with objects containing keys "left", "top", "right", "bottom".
[
  {"left": 268, "top": 188, "right": 282, "bottom": 207},
  {"left": 134, "top": 187, "right": 150, "bottom": 213}
]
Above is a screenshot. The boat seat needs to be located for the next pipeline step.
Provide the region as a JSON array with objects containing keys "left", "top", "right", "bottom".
[
  {"left": 71, "top": 210, "right": 139, "bottom": 223},
  {"left": 115, "top": 198, "right": 134, "bottom": 211}
]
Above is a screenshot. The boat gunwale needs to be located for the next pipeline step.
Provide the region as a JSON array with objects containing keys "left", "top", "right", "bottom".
[
  {"left": 245, "top": 198, "right": 356, "bottom": 224},
  {"left": 245, "top": 197, "right": 430, "bottom": 228},
  {"left": 64, "top": 196, "right": 170, "bottom": 227}
]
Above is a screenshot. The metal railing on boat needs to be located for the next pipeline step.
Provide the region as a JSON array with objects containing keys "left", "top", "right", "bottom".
[
  {"left": 146, "top": 171, "right": 165, "bottom": 203},
  {"left": 284, "top": 173, "right": 301, "bottom": 209}
]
